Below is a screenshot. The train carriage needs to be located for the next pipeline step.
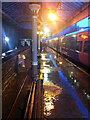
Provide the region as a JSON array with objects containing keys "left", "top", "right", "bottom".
[{"left": 47, "top": 16, "right": 90, "bottom": 70}]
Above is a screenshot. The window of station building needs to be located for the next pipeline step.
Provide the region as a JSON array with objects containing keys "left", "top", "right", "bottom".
[
  {"left": 84, "top": 41, "right": 90, "bottom": 54},
  {"left": 75, "top": 41, "right": 82, "bottom": 52}
]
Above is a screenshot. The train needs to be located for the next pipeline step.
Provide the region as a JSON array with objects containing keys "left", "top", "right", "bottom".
[{"left": 45, "top": 16, "right": 90, "bottom": 71}]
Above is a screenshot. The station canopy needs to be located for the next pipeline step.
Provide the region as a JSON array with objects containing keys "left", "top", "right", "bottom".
[{"left": 2, "top": 1, "right": 88, "bottom": 36}]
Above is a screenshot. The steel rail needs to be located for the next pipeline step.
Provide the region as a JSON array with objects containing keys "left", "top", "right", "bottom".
[
  {"left": 28, "top": 81, "right": 36, "bottom": 119},
  {"left": 24, "top": 81, "right": 34, "bottom": 119},
  {"left": 7, "top": 75, "right": 28, "bottom": 119},
  {"left": 24, "top": 79, "right": 43, "bottom": 120}
]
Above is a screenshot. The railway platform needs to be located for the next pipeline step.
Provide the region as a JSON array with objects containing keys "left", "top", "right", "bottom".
[
  {"left": 2, "top": 46, "right": 89, "bottom": 119},
  {"left": 42, "top": 47, "right": 89, "bottom": 119}
]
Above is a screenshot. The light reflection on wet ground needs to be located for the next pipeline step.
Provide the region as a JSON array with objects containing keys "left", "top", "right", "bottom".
[
  {"left": 40, "top": 53, "right": 62, "bottom": 117},
  {"left": 40, "top": 50, "right": 89, "bottom": 119},
  {"left": 43, "top": 82, "right": 62, "bottom": 116},
  {"left": 47, "top": 47, "right": 90, "bottom": 102}
]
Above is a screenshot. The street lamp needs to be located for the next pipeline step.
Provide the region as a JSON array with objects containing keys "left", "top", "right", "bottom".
[
  {"left": 40, "top": 31, "right": 44, "bottom": 35},
  {"left": 48, "top": 12, "right": 57, "bottom": 22},
  {"left": 37, "top": 31, "right": 43, "bottom": 35},
  {"left": 44, "top": 27, "right": 49, "bottom": 33}
]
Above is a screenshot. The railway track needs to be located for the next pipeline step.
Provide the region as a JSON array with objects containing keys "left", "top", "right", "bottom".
[
  {"left": 2, "top": 47, "right": 31, "bottom": 92},
  {"left": 24, "top": 79, "right": 43, "bottom": 120},
  {"left": 6, "top": 76, "right": 43, "bottom": 120},
  {"left": 2, "top": 46, "right": 44, "bottom": 119},
  {"left": 7, "top": 75, "right": 28, "bottom": 119}
]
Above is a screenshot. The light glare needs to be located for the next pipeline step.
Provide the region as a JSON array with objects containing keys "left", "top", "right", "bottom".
[
  {"left": 44, "top": 27, "right": 49, "bottom": 33},
  {"left": 37, "top": 31, "right": 39, "bottom": 34},
  {"left": 5, "top": 37, "right": 9, "bottom": 42},
  {"left": 48, "top": 13, "right": 57, "bottom": 21},
  {"left": 40, "top": 31, "right": 43, "bottom": 35}
]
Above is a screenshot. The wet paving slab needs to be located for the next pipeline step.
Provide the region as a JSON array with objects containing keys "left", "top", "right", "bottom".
[
  {"left": 40, "top": 49, "right": 89, "bottom": 119},
  {"left": 47, "top": 48, "right": 90, "bottom": 107}
]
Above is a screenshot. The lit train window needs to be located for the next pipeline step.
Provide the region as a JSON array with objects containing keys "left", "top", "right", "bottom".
[
  {"left": 84, "top": 41, "right": 90, "bottom": 54},
  {"left": 76, "top": 41, "right": 82, "bottom": 52}
]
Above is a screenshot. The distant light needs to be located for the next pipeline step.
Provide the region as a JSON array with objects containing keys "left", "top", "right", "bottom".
[
  {"left": 5, "top": 37, "right": 9, "bottom": 42},
  {"left": 70, "top": 72, "right": 73, "bottom": 75},
  {"left": 37, "top": 31, "right": 39, "bottom": 34},
  {"left": 48, "top": 13, "right": 57, "bottom": 21},
  {"left": 80, "top": 28, "right": 84, "bottom": 31},
  {"left": 59, "top": 62, "right": 62, "bottom": 64},
  {"left": 37, "top": 31, "right": 44, "bottom": 35},
  {"left": 74, "top": 79, "right": 77, "bottom": 83},
  {"left": 87, "top": 94, "right": 90, "bottom": 100},
  {"left": 2, "top": 53, "right": 6, "bottom": 56},
  {"left": 73, "top": 35, "right": 76, "bottom": 37},
  {"left": 40, "top": 31, "right": 44, "bottom": 35},
  {"left": 44, "top": 27, "right": 49, "bottom": 33},
  {"left": 54, "top": 37, "right": 58, "bottom": 40},
  {"left": 54, "top": 56, "right": 56, "bottom": 59}
]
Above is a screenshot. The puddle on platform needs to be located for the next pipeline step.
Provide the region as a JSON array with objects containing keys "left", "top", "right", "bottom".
[
  {"left": 43, "top": 82, "right": 62, "bottom": 117},
  {"left": 47, "top": 49, "right": 90, "bottom": 107},
  {"left": 41, "top": 53, "right": 62, "bottom": 117}
]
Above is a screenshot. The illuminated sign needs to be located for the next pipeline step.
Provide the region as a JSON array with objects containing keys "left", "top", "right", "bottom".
[{"left": 81, "top": 35, "right": 88, "bottom": 39}]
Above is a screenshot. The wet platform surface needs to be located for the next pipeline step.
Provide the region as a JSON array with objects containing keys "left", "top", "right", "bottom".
[
  {"left": 40, "top": 47, "right": 89, "bottom": 119},
  {"left": 2, "top": 47, "right": 89, "bottom": 119}
]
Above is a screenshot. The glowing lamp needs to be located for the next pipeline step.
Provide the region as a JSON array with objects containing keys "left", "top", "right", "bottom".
[
  {"left": 5, "top": 37, "right": 9, "bottom": 42},
  {"left": 80, "top": 28, "right": 84, "bottom": 31},
  {"left": 44, "top": 27, "right": 49, "bottom": 33},
  {"left": 59, "top": 62, "right": 62, "bottom": 64},
  {"left": 73, "top": 35, "right": 76, "bottom": 37},
  {"left": 40, "top": 31, "right": 43, "bottom": 35},
  {"left": 37, "top": 31, "right": 39, "bottom": 34},
  {"left": 48, "top": 13, "right": 57, "bottom": 21}
]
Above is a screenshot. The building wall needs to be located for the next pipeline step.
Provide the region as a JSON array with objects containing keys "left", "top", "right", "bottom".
[{"left": 2, "top": 15, "right": 31, "bottom": 52}]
